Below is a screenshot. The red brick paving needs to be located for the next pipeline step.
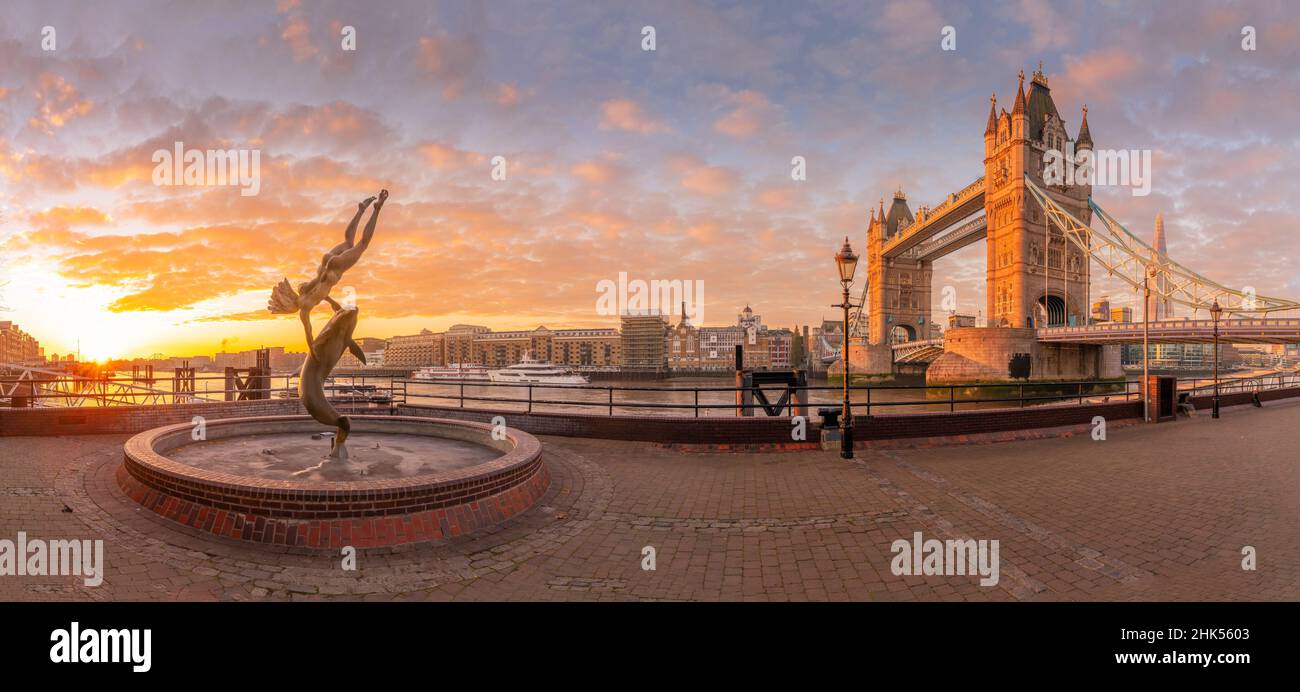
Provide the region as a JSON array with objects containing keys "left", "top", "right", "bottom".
[{"left": 0, "top": 399, "right": 1296, "bottom": 601}]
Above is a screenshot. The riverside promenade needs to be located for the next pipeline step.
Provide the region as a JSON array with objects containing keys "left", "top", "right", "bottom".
[{"left": 1, "top": 397, "right": 1296, "bottom": 602}]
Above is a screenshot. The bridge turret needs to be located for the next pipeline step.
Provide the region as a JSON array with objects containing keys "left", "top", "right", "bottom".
[
  {"left": 1011, "top": 70, "right": 1027, "bottom": 141},
  {"left": 885, "top": 189, "right": 914, "bottom": 238},
  {"left": 1076, "top": 105, "right": 1093, "bottom": 150},
  {"left": 984, "top": 94, "right": 997, "bottom": 157}
]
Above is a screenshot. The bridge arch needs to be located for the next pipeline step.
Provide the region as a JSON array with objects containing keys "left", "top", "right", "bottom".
[
  {"left": 1035, "top": 294, "right": 1066, "bottom": 327},
  {"left": 888, "top": 324, "right": 918, "bottom": 345}
]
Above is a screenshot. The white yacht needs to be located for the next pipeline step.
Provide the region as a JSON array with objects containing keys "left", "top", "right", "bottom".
[
  {"left": 412, "top": 363, "right": 491, "bottom": 382},
  {"left": 488, "top": 354, "right": 590, "bottom": 385}
]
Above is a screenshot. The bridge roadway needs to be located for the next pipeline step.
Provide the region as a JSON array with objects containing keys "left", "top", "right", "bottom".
[
  {"left": 1036, "top": 318, "right": 1300, "bottom": 345},
  {"left": 911, "top": 215, "right": 988, "bottom": 262},
  {"left": 880, "top": 176, "right": 985, "bottom": 258},
  {"left": 887, "top": 320, "right": 1300, "bottom": 360}
]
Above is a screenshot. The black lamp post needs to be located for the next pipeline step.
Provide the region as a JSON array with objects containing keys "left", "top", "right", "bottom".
[
  {"left": 834, "top": 237, "right": 859, "bottom": 459},
  {"left": 1142, "top": 266, "right": 1153, "bottom": 422},
  {"left": 1211, "top": 299, "right": 1222, "bottom": 419}
]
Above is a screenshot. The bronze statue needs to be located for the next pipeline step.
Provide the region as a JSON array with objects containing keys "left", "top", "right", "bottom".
[
  {"left": 269, "top": 189, "right": 387, "bottom": 346},
  {"left": 298, "top": 305, "right": 365, "bottom": 462},
  {"left": 268, "top": 190, "right": 387, "bottom": 464}
]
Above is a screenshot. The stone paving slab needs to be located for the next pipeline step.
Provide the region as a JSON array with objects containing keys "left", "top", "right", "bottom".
[{"left": 0, "top": 399, "right": 1296, "bottom": 601}]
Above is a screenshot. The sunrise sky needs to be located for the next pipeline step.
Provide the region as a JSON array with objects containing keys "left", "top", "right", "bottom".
[{"left": 1, "top": 0, "right": 1298, "bottom": 360}]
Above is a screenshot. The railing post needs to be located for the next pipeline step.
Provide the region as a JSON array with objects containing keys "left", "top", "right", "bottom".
[
  {"left": 694, "top": 389, "right": 699, "bottom": 418},
  {"left": 608, "top": 386, "right": 613, "bottom": 416},
  {"left": 1078, "top": 382, "right": 1084, "bottom": 405},
  {"left": 527, "top": 384, "right": 533, "bottom": 413},
  {"left": 1019, "top": 384, "right": 1024, "bottom": 408},
  {"left": 949, "top": 386, "right": 955, "bottom": 412},
  {"left": 459, "top": 381, "right": 464, "bottom": 408}
]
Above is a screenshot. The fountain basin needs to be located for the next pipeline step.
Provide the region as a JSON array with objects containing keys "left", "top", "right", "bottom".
[{"left": 118, "top": 415, "right": 548, "bottom": 548}]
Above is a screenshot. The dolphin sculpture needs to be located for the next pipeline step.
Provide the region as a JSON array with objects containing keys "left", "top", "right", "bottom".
[{"left": 299, "top": 305, "right": 366, "bottom": 462}]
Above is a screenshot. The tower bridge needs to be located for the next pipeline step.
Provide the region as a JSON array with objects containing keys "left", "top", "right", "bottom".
[{"left": 847, "top": 65, "right": 1300, "bottom": 384}]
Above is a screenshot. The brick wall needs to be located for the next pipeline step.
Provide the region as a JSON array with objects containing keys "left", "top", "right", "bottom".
[
  {"left": 397, "top": 404, "right": 795, "bottom": 444},
  {"left": 1188, "top": 387, "right": 1300, "bottom": 410},
  {"left": 854, "top": 400, "right": 1143, "bottom": 441},
  {"left": 399, "top": 400, "right": 1148, "bottom": 444}
]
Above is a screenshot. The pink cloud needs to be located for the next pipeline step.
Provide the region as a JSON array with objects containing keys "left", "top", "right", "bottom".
[
  {"left": 418, "top": 34, "right": 484, "bottom": 100},
  {"left": 570, "top": 155, "right": 626, "bottom": 185},
  {"left": 713, "top": 90, "right": 773, "bottom": 139},
  {"left": 496, "top": 83, "right": 520, "bottom": 106},
  {"left": 753, "top": 184, "right": 801, "bottom": 210},
  {"left": 420, "top": 142, "right": 486, "bottom": 170},
  {"left": 280, "top": 13, "right": 318, "bottom": 63},
  {"left": 1057, "top": 51, "right": 1142, "bottom": 103},
  {"left": 599, "top": 98, "right": 664, "bottom": 134},
  {"left": 670, "top": 155, "right": 740, "bottom": 196}
]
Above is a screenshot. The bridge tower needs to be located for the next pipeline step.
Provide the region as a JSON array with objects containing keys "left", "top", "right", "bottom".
[
  {"left": 983, "top": 66, "right": 1093, "bottom": 328},
  {"left": 865, "top": 190, "right": 933, "bottom": 346},
  {"left": 928, "top": 65, "right": 1121, "bottom": 384}
]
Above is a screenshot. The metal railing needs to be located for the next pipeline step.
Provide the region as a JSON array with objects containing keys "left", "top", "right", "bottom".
[
  {"left": 0, "top": 372, "right": 406, "bottom": 408},
  {"left": 398, "top": 378, "right": 1141, "bottom": 417},
  {"left": 1041, "top": 318, "right": 1300, "bottom": 334},
  {"left": 4, "top": 371, "right": 1298, "bottom": 417},
  {"left": 1179, "top": 372, "right": 1300, "bottom": 395}
]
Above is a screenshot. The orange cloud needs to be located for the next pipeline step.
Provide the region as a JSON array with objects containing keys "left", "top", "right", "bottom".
[
  {"left": 670, "top": 155, "right": 739, "bottom": 196},
  {"left": 28, "top": 73, "right": 94, "bottom": 134},
  {"left": 1058, "top": 51, "right": 1141, "bottom": 100},
  {"left": 599, "top": 98, "right": 664, "bottom": 134},
  {"left": 264, "top": 102, "right": 388, "bottom": 150},
  {"left": 570, "top": 155, "right": 626, "bottom": 185},
  {"left": 420, "top": 142, "right": 486, "bottom": 170},
  {"left": 686, "top": 221, "right": 722, "bottom": 242},
  {"left": 0, "top": 142, "right": 66, "bottom": 188},
  {"left": 713, "top": 90, "right": 772, "bottom": 138},
  {"left": 574, "top": 211, "right": 632, "bottom": 239},
  {"left": 31, "top": 206, "right": 111, "bottom": 227},
  {"left": 280, "top": 13, "right": 318, "bottom": 62},
  {"left": 753, "top": 185, "right": 799, "bottom": 210}
]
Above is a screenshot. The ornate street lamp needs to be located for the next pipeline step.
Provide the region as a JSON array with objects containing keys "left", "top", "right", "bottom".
[
  {"left": 1210, "top": 299, "right": 1222, "bottom": 419},
  {"left": 834, "top": 237, "right": 859, "bottom": 459}
]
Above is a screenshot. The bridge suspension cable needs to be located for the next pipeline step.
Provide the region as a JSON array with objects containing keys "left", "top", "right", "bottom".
[
  {"left": 849, "top": 277, "right": 870, "bottom": 338},
  {"left": 1024, "top": 177, "right": 1300, "bottom": 316}
]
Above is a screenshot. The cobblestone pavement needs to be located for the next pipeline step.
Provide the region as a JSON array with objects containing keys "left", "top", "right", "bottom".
[{"left": 2, "top": 399, "right": 1296, "bottom": 601}]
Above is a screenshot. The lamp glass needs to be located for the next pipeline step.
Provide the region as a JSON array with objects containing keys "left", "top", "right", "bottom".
[{"left": 836, "top": 239, "right": 858, "bottom": 284}]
